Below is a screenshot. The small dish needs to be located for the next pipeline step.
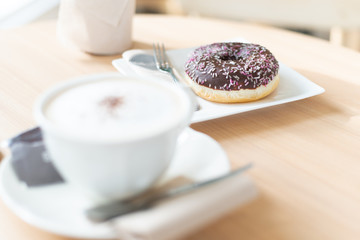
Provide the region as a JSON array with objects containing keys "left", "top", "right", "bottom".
[
  {"left": 113, "top": 39, "right": 325, "bottom": 123},
  {"left": 0, "top": 128, "right": 230, "bottom": 239}
]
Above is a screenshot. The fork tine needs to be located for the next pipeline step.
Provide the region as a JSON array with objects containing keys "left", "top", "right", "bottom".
[
  {"left": 152, "top": 43, "right": 159, "bottom": 69},
  {"left": 153, "top": 42, "right": 171, "bottom": 70},
  {"left": 158, "top": 43, "right": 164, "bottom": 68},
  {"left": 161, "top": 43, "right": 169, "bottom": 68}
]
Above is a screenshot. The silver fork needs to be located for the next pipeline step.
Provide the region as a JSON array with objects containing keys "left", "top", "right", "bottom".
[
  {"left": 153, "top": 43, "right": 201, "bottom": 111},
  {"left": 153, "top": 43, "right": 180, "bottom": 83}
]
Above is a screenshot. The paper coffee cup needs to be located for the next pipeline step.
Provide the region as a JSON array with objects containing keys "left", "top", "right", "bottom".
[
  {"left": 34, "top": 73, "right": 194, "bottom": 203},
  {"left": 57, "top": 0, "right": 135, "bottom": 55}
]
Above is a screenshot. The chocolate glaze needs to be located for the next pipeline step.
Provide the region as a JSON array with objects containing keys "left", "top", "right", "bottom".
[{"left": 185, "top": 42, "right": 279, "bottom": 91}]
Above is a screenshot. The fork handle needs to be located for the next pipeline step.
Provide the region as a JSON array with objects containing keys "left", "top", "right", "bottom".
[
  {"left": 167, "top": 68, "right": 181, "bottom": 84},
  {"left": 167, "top": 69, "right": 201, "bottom": 111},
  {"left": 162, "top": 67, "right": 200, "bottom": 111}
]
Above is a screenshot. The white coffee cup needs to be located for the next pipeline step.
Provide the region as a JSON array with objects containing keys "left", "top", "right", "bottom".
[{"left": 34, "top": 73, "right": 194, "bottom": 203}]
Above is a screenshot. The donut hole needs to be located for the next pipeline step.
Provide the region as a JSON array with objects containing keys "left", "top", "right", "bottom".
[{"left": 219, "top": 55, "right": 238, "bottom": 61}]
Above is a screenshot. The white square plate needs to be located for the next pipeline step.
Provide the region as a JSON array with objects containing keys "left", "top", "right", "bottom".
[{"left": 113, "top": 42, "right": 325, "bottom": 123}]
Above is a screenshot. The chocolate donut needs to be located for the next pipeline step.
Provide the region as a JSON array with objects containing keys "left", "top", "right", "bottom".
[{"left": 184, "top": 42, "right": 280, "bottom": 103}]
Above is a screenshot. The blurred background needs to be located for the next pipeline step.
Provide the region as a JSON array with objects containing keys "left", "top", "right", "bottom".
[{"left": 1, "top": 0, "right": 359, "bottom": 51}]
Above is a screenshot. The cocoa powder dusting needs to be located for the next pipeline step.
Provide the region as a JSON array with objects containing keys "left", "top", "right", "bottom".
[{"left": 99, "top": 96, "right": 124, "bottom": 115}]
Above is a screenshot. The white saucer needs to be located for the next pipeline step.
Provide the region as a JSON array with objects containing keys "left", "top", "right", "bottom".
[{"left": 0, "top": 128, "right": 230, "bottom": 239}]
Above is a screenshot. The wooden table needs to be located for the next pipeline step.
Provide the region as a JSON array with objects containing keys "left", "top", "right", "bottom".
[{"left": 1, "top": 14, "right": 360, "bottom": 240}]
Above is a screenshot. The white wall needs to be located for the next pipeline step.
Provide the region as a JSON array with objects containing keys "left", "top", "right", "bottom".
[{"left": 0, "top": 0, "right": 59, "bottom": 29}]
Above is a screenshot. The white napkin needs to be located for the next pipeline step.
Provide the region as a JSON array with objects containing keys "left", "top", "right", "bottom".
[
  {"left": 57, "top": 0, "right": 135, "bottom": 55},
  {"left": 112, "top": 174, "right": 257, "bottom": 240}
]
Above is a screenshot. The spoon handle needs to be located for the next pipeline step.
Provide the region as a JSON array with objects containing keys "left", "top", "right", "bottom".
[{"left": 86, "top": 163, "right": 252, "bottom": 223}]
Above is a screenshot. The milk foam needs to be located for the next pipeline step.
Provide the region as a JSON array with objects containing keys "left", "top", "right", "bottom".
[{"left": 44, "top": 78, "right": 185, "bottom": 141}]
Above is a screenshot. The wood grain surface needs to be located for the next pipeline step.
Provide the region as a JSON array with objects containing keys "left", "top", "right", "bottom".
[{"left": 0, "top": 14, "right": 360, "bottom": 240}]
